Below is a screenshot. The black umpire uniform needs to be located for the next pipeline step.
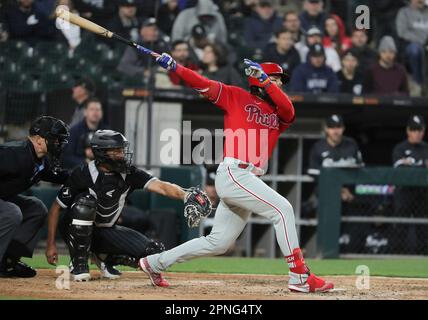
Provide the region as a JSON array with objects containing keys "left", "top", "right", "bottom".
[
  {"left": 392, "top": 115, "right": 428, "bottom": 254},
  {"left": 0, "top": 116, "right": 69, "bottom": 277},
  {"left": 56, "top": 130, "right": 164, "bottom": 279}
]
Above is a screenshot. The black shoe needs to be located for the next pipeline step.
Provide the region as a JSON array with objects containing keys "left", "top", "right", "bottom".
[
  {"left": 0, "top": 259, "right": 36, "bottom": 278},
  {"left": 91, "top": 254, "right": 121, "bottom": 279}
]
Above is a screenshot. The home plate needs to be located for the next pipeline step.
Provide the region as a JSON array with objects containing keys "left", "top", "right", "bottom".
[{"left": 330, "top": 288, "right": 347, "bottom": 292}]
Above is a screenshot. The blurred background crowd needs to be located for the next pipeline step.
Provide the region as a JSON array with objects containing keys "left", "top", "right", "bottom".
[{"left": 1, "top": 0, "right": 428, "bottom": 97}]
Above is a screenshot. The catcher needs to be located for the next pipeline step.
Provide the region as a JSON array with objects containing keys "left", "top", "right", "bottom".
[{"left": 45, "top": 129, "right": 211, "bottom": 283}]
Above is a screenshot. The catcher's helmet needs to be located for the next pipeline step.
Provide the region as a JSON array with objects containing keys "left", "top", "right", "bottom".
[
  {"left": 29, "top": 116, "right": 69, "bottom": 169},
  {"left": 248, "top": 62, "right": 290, "bottom": 88},
  {"left": 90, "top": 130, "right": 133, "bottom": 173}
]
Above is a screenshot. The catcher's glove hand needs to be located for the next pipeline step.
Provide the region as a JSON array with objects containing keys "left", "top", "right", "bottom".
[{"left": 183, "top": 187, "right": 213, "bottom": 228}]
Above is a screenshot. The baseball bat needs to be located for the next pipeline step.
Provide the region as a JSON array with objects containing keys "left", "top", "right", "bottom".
[{"left": 55, "top": 7, "right": 160, "bottom": 58}]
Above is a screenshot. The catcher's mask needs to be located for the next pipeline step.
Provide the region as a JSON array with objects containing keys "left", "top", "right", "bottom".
[
  {"left": 29, "top": 116, "right": 70, "bottom": 170},
  {"left": 90, "top": 130, "right": 133, "bottom": 174}
]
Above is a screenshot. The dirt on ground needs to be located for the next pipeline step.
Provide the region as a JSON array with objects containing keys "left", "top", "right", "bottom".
[{"left": 0, "top": 270, "right": 427, "bottom": 300}]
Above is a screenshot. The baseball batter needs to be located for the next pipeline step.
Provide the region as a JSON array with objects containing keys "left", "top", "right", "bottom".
[{"left": 139, "top": 53, "right": 334, "bottom": 293}]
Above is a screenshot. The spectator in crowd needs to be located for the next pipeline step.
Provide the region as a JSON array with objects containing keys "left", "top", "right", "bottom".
[
  {"left": 396, "top": 0, "right": 428, "bottom": 94},
  {"left": 290, "top": 43, "right": 339, "bottom": 93},
  {"left": 296, "top": 26, "right": 341, "bottom": 72},
  {"left": 308, "top": 114, "right": 363, "bottom": 200},
  {"left": 34, "top": 0, "right": 55, "bottom": 17},
  {"left": 372, "top": 0, "right": 407, "bottom": 44},
  {"left": 243, "top": 0, "right": 282, "bottom": 50},
  {"left": 337, "top": 49, "right": 363, "bottom": 95},
  {"left": 171, "top": 0, "right": 227, "bottom": 44},
  {"left": 283, "top": 10, "right": 303, "bottom": 43},
  {"left": 2, "top": 0, "right": 55, "bottom": 45},
  {"left": 73, "top": 0, "right": 116, "bottom": 26},
  {"left": 53, "top": 0, "right": 81, "bottom": 50},
  {"left": 63, "top": 98, "right": 107, "bottom": 169},
  {"left": 117, "top": 18, "right": 170, "bottom": 77},
  {"left": 350, "top": 29, "right": 377, "bottom": 74},
  {"left": 263, "top": 28, "right": 301, "bottom": 78},
  {"left": 323, "top": 14, "right": 352, "bottom": 56},
  {"left": 157, "top": 0, "right": 180, "bottom": 36},
  {"left": 188, "top": 24, "right": 210, "bottom": 62},
  {"left": 299, "top": 0, "right": 327, "bottom": 33},
  {"left": 201, "top": 43, "right": 243, "bottom": 86},
  {"left": 70, "top": 77, "right": 95, "bottom": 127},
  {"left": 364, "top": 36, "right": 409, "bottom": 96},
  {"left": 168, "top": 40, "right": 200, "bottom": 86},
  {"left": 392, "top": 115, "right": 428, "bottom": 254},
  {"left": 107, "top": 0, "right": 141, "bottom": 44}
]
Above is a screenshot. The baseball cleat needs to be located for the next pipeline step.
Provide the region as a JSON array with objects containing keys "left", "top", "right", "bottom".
[
  {"left": 70, "top": 261, "right": 91, "bottom": 282},
  {"left": 91, "top": 254, "right": 121, "bottom": 280},
  {"left": 139, "top": 257, "right": 169, "bottom": 288},
  {"left": 72, "top": 272, "right": 91, "bottom": 282},
  {"left": 288, "top": 273, "right": 334, "bottom": 293}
]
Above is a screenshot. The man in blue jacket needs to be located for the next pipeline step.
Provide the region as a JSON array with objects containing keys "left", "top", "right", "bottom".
[
  {"left": 290, "top": 43, "right": 339, "bottom": 93},
  {"left": 63, "top": 98, "right": 107, "bottom": 170}
]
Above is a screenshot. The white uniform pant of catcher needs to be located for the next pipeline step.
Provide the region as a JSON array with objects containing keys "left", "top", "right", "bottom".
[{"left": 146, "top": 158, "right": 300, "bottom": 273}]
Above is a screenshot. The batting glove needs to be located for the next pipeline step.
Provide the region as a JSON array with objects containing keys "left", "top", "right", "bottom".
[
  {"left": 244, "top": 58, "right": 268, "bottom": 83},
  {"left": 156, "top": 53, "right": 177, "bottom": 71}
]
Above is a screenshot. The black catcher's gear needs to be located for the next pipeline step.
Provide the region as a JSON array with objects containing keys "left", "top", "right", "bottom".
[
  {"left": 66, "top": 194, "right": 97, "bottom": 276},
  {"left": 90, "top": 130, "right": 133, "bottom": 174},
  {"left": 29, "top": 116, "right": 69, "bottom": 171}
]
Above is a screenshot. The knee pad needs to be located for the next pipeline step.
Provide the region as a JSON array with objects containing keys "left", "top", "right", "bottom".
[
  {"left": 144, "top": 239, "right": 166, "bottom": 256},
  {"left": 70, "top": 193, "right": 97, "bottom": 223}
]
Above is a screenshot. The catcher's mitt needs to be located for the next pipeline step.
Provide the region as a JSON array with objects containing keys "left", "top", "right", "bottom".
[{"left": 183, "top": 187, "right": 213, "bottom": 228}]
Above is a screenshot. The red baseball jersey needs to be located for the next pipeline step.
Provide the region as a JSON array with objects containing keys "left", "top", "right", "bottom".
[{"left": 175, "top": 65, "right": 295, "bottom": 170}]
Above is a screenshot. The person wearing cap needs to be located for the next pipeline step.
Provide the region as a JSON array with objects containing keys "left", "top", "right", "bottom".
[
  {"left": 63, "top": 97, "right": 108, "bottom": 170},
  {"left": 299, "top": 0, "right": 327, "bottom": 33},
  {"left": 107, "top": 0, "right": 141, "bottom": 44},
  {"left": 307, "top": 114, "right": 363, "bottom": 204},
  {"left": 188, "top": 24, "right": 210, "bottom": 62},
  {"left": 364, "top": 35, "right": 409, "bottom": 96},
  {"left": 296, "top": 25, "right": 341, "bottom": 72},
  {"left": 263, "top": 28, "right": 301, "bottom": 79},
  {"left": 396, "top": 0, "right": 428, "bottom": 94},
  {"left": 171, "top": 0, "right": 227, "bottom": 44},
  {"left": 0, "top": 116, "right": 70, "bottom": 278},
  {"left": 243, "top": 0, "right": 283, "bottom": 50},
  {"left": 117, "top": 17, "right": 170, "bottom": 77},
  {"left": 70, "top": 77, "right": 96, "bottom": 127},
  {"left": 393, "top": 115, "right": 428, "bottom": 168},
  {"left": 392, "top": 115, "right": 428, "bottom": 254},
  {"left": 308, "top": 114, "right": 363, "bottom": 176},
  {"left": 337, "top": 49, "right": 364, "bottom": 95},
  {"left": 290, "top": 43, "right": 339, "bottom": 93}
]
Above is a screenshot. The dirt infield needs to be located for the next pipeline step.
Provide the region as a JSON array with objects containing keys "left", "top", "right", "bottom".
[{"left": 0, "top": 269, "right": 427, "bottom": 300}]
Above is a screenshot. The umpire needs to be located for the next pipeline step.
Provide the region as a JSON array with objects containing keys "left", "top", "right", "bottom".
[{"left": 0, "top": 116, "right": 69, "bottom": 277}]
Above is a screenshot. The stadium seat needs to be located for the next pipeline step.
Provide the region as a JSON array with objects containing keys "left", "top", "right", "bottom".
[
  {"left": 35, "top": 42, "right": 68, "bottom": 62},
  {"left": 40, "top": 73, "right": 73, "bottom": 91}
]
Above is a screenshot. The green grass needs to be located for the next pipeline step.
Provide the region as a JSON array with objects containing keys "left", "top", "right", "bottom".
[{"left": 23, "top": 255, "right": 428, "bottom": 278}]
